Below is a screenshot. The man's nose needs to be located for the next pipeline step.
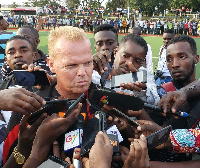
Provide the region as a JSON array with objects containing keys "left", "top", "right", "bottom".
[
  {"left": 172, "top": 58, "right": 180, "bottom": 68},
  {"left": 77, "top": 65, "right": 87, "bottom": 76},
  {"left": 101, "top": 43, "right": 109, "bottom": 51},
  {"left": 14, "top": 51, "right": 22, "bottom": 58}
]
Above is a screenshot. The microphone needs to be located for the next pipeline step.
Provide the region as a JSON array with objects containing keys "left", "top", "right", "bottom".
[
  {"left": 89, "top": 89, "right": 144, "bottom": 111},
  {"left": 64, "top": 114, "right": 84, "bottom": 157},
  {"left": 143, "top": 103, "right": 188, "bottom": 118}
]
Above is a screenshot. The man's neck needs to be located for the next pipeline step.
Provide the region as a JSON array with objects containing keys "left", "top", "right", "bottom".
[
  {"left": 36, "top": 50, "right": 42, "bottom": 60},
  {"left": 173, "top": 77, "right": 196, "bottom": 90}
]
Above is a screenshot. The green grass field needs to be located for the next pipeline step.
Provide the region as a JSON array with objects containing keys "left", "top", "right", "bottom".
[{"left": 8, "top": 30, "right": 200, "bottom": 79}]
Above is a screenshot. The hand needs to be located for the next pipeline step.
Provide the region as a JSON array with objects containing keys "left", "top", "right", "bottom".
[
  {"left": 29, "top": 103, "right": 81, "bottom": 164},
  {"left": 93, "top": 51, "right": 111, "bottom": 75},
  {"left": 17, "top": 113, "right": 47, "bottom": 158},
  {"left": 112, "top": 61, "right": 138, "bottom": 75},
  {"left": 113, "top": 145, "right": 130, "bottom": 163},
  {"left": 120, "top": 81, "right": 146, "bottom": 92},
  {"left": 22, "top": 63, "right": 56, "bottom": 84},
  {"left": 0, "top": 88, "right": 45, "bottom": 116},
  {"left": 158, "top": 90, "right": 187, "bottom": 113},
  {"left": 74, "top": 148, "right": 89, "bottom": 168},
  {"left": 126, "top": 109, "right": 152, "bottom": 121},
  {"left": 123, "top": 134, "right": 150, "bottom": 168},
  {"left": 22, "top": 63, "right": 42, "bottom": 72},
  {"left": 134, "top": 120, "right": 163, "bottom": 138},
  {"left": 53, "top": 141, "right": 75, "bottom": 168},
  {"left": 89, "top": 131, "right": 113, "bottom": 168}
]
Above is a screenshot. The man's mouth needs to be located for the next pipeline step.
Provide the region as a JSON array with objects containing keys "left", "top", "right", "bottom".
[{"left": 172, "top": 70, "right": 183, "bottom": 76}]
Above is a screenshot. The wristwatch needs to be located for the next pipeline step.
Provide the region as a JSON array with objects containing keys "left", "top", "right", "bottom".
[{"left": 13, "top": 147, "right": 26, "bottom": 164}]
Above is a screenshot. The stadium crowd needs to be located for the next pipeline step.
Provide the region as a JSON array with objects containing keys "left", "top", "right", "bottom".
[{"left": 0, "top": 13, "right": 200, "bottom": 168}]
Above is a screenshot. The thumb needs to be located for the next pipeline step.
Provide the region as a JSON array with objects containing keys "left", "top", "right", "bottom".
[{"left": 126, "top": 62, "right": 137, "bottom": 73}]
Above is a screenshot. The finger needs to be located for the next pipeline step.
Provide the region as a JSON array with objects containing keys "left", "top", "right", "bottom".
[
  {"left": 126, "top": 62, "right": 137, "bottom": 73},
  {"left": 74, "top": 148, "right": 81, "bottom": 153},
  {"left": 22, "top": 64, "right": 28, "bottom": 69},
  {"left": 137, "top": 136, "right": 148, "bottom": 162},
  {"left": 121, "top": 83, "right": 132, "bottom": 90},
  {"left": 28, "top": 113, "right": 47, "bottom": 135},
  {"left": 26, "top": 63, "right": 35, "bottom": 72},
  {"left": 33, "top": 65, "right": 42, "bottom": 71},
  {"left": 93, "top": 61, "right": 100, "bottom": 72},
  {"left": 99, "top": 53, "right": 109, "bottom": 71},
  {"left": 171, "top": 96, "right": 184, "bottom": 113},
  {"left": 73, "top": 148, "right": 82, "bottom": 161},
  {"left": 53, "top": 141, "right": 60, "bottom": 158},
  {"left": 134, "top": 81, "right": 146, "bottom": 90},
  {"left": 140, "top": 134, "right": 147, "bottom": 145},
  {"left": 93, "top": 54, "right": 104, "bottom": 74},
  {"left": 19, "top": 115, "right": 29, "bottom": 134},
  {"left": 137, "top": 123, "right": 161, "bottom": 134},
  {"left": 127, "top": 82, "right": 142, "bottom": 92},
  {"left": 65, "top": 103, "right": 81, "bottom": 120},
  {"left": 127, "top": 110, "right": 142, "bottom": 117},
  {"left": 103, "top": 50, "right": 111, "bottom": 62},
  {"left": 131, "top": 139, "right": 142, "bottom": 161},
  {"left": 95, "top": 131, "right": 104, "bottom": 144},
  {"left": 10, "top": 105, "right": 31, "bottom": 116},
  {"left": 65, "top": 157, "right": 71, "bottom": 164},
  {"left": 19, "top": 89, "right": 45, "bottom": 109},
  {"left": 102, "top": 132, "right": 111, "bottom": 145}
]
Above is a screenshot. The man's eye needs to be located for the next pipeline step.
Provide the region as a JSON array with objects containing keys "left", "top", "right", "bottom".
[
  {"left": 8, "top": 51, "right": 15, "bottom": 55},
  {"left": 166, "top": 58, "right": 172, "bottom": 62},
  {"left": 85, "top": 61, "right": 93, "bottom": 66},
  {"left": 68, "top": 64, "right": 77, "bottom": 67},
  {"left": 23, "top": 36, "right": 30, "bottom": 39},
  {"left": 96, "top": 42, "right": 103, "bottom": 46},
  {"left": 108, "top": 41, "right": 114, "bottom": 45},
  {"left": 22, "top": 49, "right": 28, "bottom": 53},
  {"left": 180, "top": 55, "right": 186, "bottom": 59},
  {"left": 136, "top": 59, "right": 144, "bottom": 65},
  {"left": 123, "top": 54, "right": 130, "bottom": 58}
]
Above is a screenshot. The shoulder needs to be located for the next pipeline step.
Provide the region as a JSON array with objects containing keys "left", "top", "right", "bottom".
[{"left": 157, "top": 86, "right": 167, "bottom": 98}]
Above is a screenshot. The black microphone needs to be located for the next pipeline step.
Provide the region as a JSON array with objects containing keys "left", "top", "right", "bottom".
[
  {"left": 143, "top": 103, "right": 188, "bottom": 117},
  {"left": 89, "top": 89, "right": 144, "bottom": 111}
]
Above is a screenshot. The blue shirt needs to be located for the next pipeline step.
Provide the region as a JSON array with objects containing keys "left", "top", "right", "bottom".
[{"left": 0, "top": 31, "right": 16, "bottom": 66}]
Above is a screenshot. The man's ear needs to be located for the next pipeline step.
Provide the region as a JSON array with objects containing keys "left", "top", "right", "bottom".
[
  {"left": 33, "top": 52, "right": 36, "bottom": 62},
  {"left": 113, "top": 46, "right": 118, "bottom": 57},
  {"left": 195, "top": 54, "right": 199, "bottom": 64},
  {"left": 35, "top": 38, "right": 40, "bottom": 46},
  {"left": 47, "top": 57, "right": 56, "bottom": 73}
]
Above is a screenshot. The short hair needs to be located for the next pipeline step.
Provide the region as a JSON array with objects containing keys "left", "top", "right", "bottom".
[
  {"left": 48, "top": 26, "right": 89, "bottom": 59},
  {"left": 130, "top": 27, "right": 140, "bottom": 35},
  {"left": 164, "top": 29, "right": 174, "bottom": 34},
  {"left": 119, "top": 34, "right": 148, "bottom": 55},
  {"left": 94, "top": 24, "right": 118, "bottom": 39},
  {"left": 19, "top": 25, "right": 39, "bottom": 38},
  {"left": 167, "top": 35, "right": 197, "bottom": 55},
  {"left": 6, "top": 35, "right": 33, "bottom": 51}
]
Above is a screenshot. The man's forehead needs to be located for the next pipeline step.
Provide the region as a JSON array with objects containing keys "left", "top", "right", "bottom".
[
  {"left": 6, "top": 39, "right": 31, "bottom": 49},
  {"left": 163, "top": 33, "right": 174, "bottom": 39},
  {"left": 167, "top": 42, "right": 191, "bottom": 53},
  {"left": 94, "top": 31, "right": 117, "bottom": 41},
  {"left": 17, "top": 28, "right": 32, "bottom": 35}
]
